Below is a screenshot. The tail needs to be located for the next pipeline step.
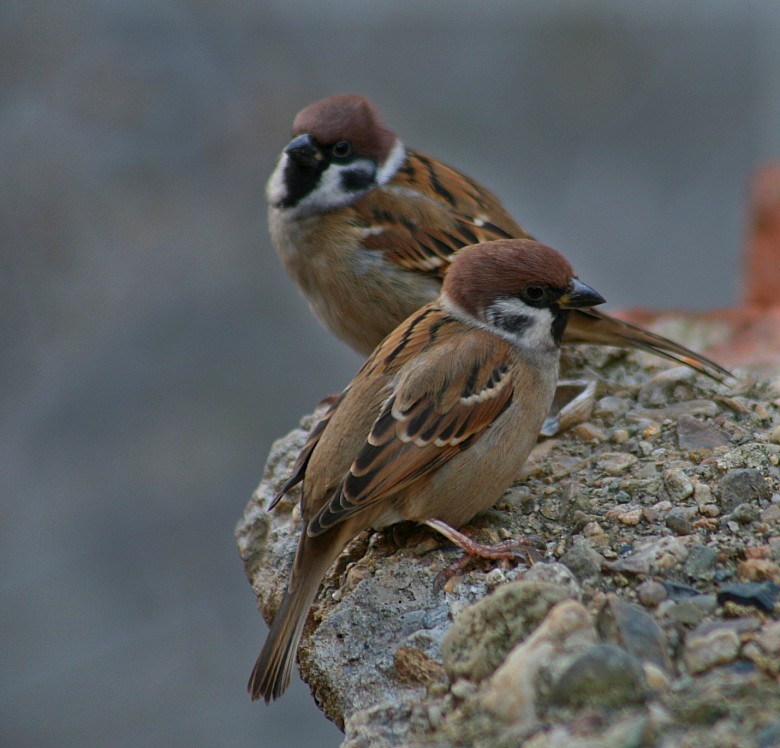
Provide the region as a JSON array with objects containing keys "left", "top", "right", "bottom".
[
  {"left": 565, "top": 308, "right": 733, "bottom": 383},
  {"left": 247, "top": 524, "right": 349, "bottom": 702}
]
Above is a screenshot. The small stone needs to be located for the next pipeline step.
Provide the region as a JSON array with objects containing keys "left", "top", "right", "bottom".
[
  {"left": 450, "top": 678, "right": 477, "bottom": 700},
  {"left": 731, "top": 502, "right": 760, "bottom": 524},
  {"left": 594, "top": 395, "right": 630, "bottom": 420},
  {"left": 521, "top": 562, "right": 583, "bottom": 599},
  {"left": 570, "top": 422, "right": 607, "bottom": 442},
  {"left": 618, "top": 508, "right": 644, "bottom": 526},
  {"left": 643, "top": 662, "right": 670, "bottom": 691},
  {"left": 742, "top": 561, "right": 776, "bottom": 590},
  {"left": 637, "top": 580, "right": 667, "bottom": 608},
  {"left": 561, "top": 537, "right": 603, "bottom": 581},
  {"left": 393, "top": 647, "right": 447, "bottom": 686},
  {"left": 663, "top": 596, "right": 716, "bottom": 627},
  {"left": 665, "top": 507, "right": 693, "bottom": 535},
  {"left": 717, "top": 581, "right": 780, "bottom": 613},
  {"left": 481, "top": 600, "right": 597, "bottom": 724},
  {"left": 596, "top": 452, "right": 639, "bottom": 476},
  {"left": 718, "top": 468, "right": 772, "bottom": 511},
  {"left": 761, "top": 504, "right": 780, "bottom": 523},
  {"left": 662, "top": 581, "right": 701, "bottom": 600},
  {"left": 597, "top": 595, "right": 671, "bottom": 672},
  {"left": 442, "top": 581, "right": 573, "bottom": 682},
  {"left": 611, "top": 428, "right": 630, "bottom": 444},
  {"left": 769, "top": 425, "right": 780, "bottom": 445},
  {"left": 629, "top": 400, "right": 718, "bottom": 423},
  {"left": 683, "top": 626, "right": 741, "bottom": 674},
  {"left": 638, "top": 367, "right": 695, "bottom": 407},
  {"left": 692, "top": 480, "right": 714, "bottom": 509},
  {"left": 684, "top": 544, "right": 718, "bottom": 579},
  {"left": 608, "top": 536, "right": 690, "bottom": 575},
  {"left": 756, "top": 620, "right": 780, "bottom": 656},
  {"left": 677, "top": 414, "right": 731, "bottom": 451},
  {"left": 484, "top": 568, "right": 506, "bottom": 589},
  {"left": 549, "top": 643, "right": 648, "bottom": 708},
  {"left": 663, "top": 468, "right": 694, "bottom": 501}
]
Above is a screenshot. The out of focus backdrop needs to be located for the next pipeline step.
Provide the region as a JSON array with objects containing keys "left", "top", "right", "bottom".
[{"left": 2, "top": 1, "right": 780, "bottom": 746}]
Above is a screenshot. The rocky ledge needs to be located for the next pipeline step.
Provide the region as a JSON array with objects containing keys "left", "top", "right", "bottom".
[{"left": 237, "top": 343, "right": 780, "bottom": 747}]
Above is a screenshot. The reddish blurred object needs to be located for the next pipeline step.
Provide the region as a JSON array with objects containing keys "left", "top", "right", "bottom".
[{"left": 619, "top": 165, "right": 780, "bottom": 377}]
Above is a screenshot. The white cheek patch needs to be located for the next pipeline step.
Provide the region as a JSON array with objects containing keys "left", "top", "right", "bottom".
[
  {"left": 442, "top": 294, "right": 556, "bottom": 351},
  {"left": 488, "top": 298, "right": 555, "bottom": 350},
  {"left": 265, "top": 153, "right": 289, "bottom": 205},
  {"left": 376, "top": 139, "right": 406, "bottom": 185}
]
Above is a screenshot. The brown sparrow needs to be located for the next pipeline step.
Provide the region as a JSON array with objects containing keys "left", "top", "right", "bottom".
[
  {"left": 248, "top": 238, "right": 606, "bottom": 702},
  {"left": 266, "top": 93, "right": 730, "bottom": 381}
]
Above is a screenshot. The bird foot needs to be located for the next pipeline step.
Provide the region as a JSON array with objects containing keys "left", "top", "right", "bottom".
[{"left": 425, "top": 519, "right": 542, "bottom": 592}]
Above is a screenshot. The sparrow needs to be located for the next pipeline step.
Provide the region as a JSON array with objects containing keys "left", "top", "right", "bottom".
[
  {"left": 266, "top": 93, "right": 731, "bottom": 382},
  {"left": 248, "top": 238, "right": 606, "bottom": 702}
]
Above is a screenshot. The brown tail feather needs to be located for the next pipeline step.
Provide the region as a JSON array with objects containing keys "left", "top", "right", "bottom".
[
  {"left": 247, "top": 523, "right": 351, "bottom": 702},
  {"left": 565, "top": 308, "right": 733, "bottom": 383}
]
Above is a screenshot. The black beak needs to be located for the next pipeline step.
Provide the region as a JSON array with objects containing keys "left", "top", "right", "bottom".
[
  {"left": 284, "top": 133, "right": 323, "bottom": 168},
  {"left": 558, "top": 278, "right": 606, "bottom": 309}
]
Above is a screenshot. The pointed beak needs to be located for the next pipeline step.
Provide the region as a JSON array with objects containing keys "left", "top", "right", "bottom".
[
  {"left": 558, "top": 278, "right": 606, "bottom": 309},
  {"left": 284, "top": 133, "right": 323, "bottom": 168}
]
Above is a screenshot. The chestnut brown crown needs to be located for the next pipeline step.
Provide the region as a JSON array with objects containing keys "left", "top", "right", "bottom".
[
  {"left": 444, "top": 239, "right": 575, "bottom": 316},
  {"left": 292, "top": 93, "right": 396, "bottom": 163}
]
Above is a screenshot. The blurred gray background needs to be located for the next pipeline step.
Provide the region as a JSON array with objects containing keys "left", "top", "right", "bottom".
[{"left": 2, "top": 1, "right": 779, "bottom": 746}]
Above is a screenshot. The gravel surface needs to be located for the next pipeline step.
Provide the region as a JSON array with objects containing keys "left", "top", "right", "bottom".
[{"left": 237, "top": 346, "right": 780, "bottom": 747}]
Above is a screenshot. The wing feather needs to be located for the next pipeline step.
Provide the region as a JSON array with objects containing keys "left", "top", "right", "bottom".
[{"left": 307, "top": 339, "right": 515, "bottom": 536}]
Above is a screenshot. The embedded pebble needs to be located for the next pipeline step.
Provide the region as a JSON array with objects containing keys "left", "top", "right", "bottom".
[
  {"left": 637, "top": 580, "right": 668, "bottom": 608},
  {"left": 570, "top": 422, "right": 607, "bottom": 442},
  {"left": 629, "top": 400, "right": 718, "bottom": 422},
  {"left": 731, "top": 502, "right": 760, "bottom": 525},
  {"left": 717, "top": 582, "right": 780, "bottom": 613},
  {"left": 662, "top": 596, "right": 717, "bottom": 627},
  {"left": 521, "top": 562, "right": 582, "bottom": 599},
  {"left": 739, "top": 559, "right": 780, "bottom": 583},
  {"left": 597, "top": 595, "right": 670, "bottom": 672},
  {"left": 676, "top": 414, "right": 731, "bottom": 451},
  {"left": 481, "top": 600, "right": 597, "bottom": 724},
  {"left": 683, "top": 626, "right": 741, "bottom": 674},
  {"left": 663, "top": 581, "right": 701, "bottom": 599},
  {"left": 561, "top": 537, "right": 603, "bottom": 581},
  {"left": 596, "top": 452, "right": 639, "bottom": 476},
  {"left": 663, "top": 467, "right": 694, "bottom": 501},
  {"left": 718, "top": 468, "right": 773, "bottom": 512},
  {"left": 611, "top": 428, "right": 630, "bottom": 444},
  {"left": 593, "top": 395, "right": 630, "bottom": 420},
  {"left": 761, "top": 504, "right": 780, "bottom": 523},
  {"left": 618, "top": 507, "right": 644, "bottom": 526},
  {"left": 638, "top": 367, "right": 696, "bottom": 406},
  {"left": 442, "top": 581, "right": 573, "bottom": 681},
  {"left": 608, "top": 536, "right": 690, "bottom": 575},
  {"left": 549, "top": 643, "right": 648, "bottom": 708},
  {"left": 665, "top": 507, "right": 693, "bottom": 536},
  {"left": 684, "top": 544, "right": 718, "bottom": 579}
]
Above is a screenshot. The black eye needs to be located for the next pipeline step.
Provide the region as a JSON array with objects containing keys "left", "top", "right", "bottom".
[
  {"left": 331, "top": 141, "right": 352, "bottom": 160},
  {"left": 525, "top": 285, "right": 545, "bottom": 302}
]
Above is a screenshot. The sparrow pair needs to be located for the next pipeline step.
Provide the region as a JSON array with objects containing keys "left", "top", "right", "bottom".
[{"left": 248, "top": 94, "right": 730, "bottom": 702}]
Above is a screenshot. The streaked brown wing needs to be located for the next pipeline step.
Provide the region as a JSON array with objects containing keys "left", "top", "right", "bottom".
[
  {"left": 357, "top": 148, "right": 531, "bottom": 277},
  {"left": 307, "top": 333, "right": 515, "bottom": 536}
]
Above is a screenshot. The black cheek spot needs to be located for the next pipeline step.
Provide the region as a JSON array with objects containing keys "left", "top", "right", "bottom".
[
  {"left": 341, "top": 167, "right": 375, "bottom": 193},
  {"left": 551, "top": 308, "right": 569, "bottom": 346}
]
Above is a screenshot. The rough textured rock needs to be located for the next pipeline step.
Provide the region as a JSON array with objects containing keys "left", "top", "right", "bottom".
[{"left": 237, "top": 346, "right": 780, "bottom": 746}]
